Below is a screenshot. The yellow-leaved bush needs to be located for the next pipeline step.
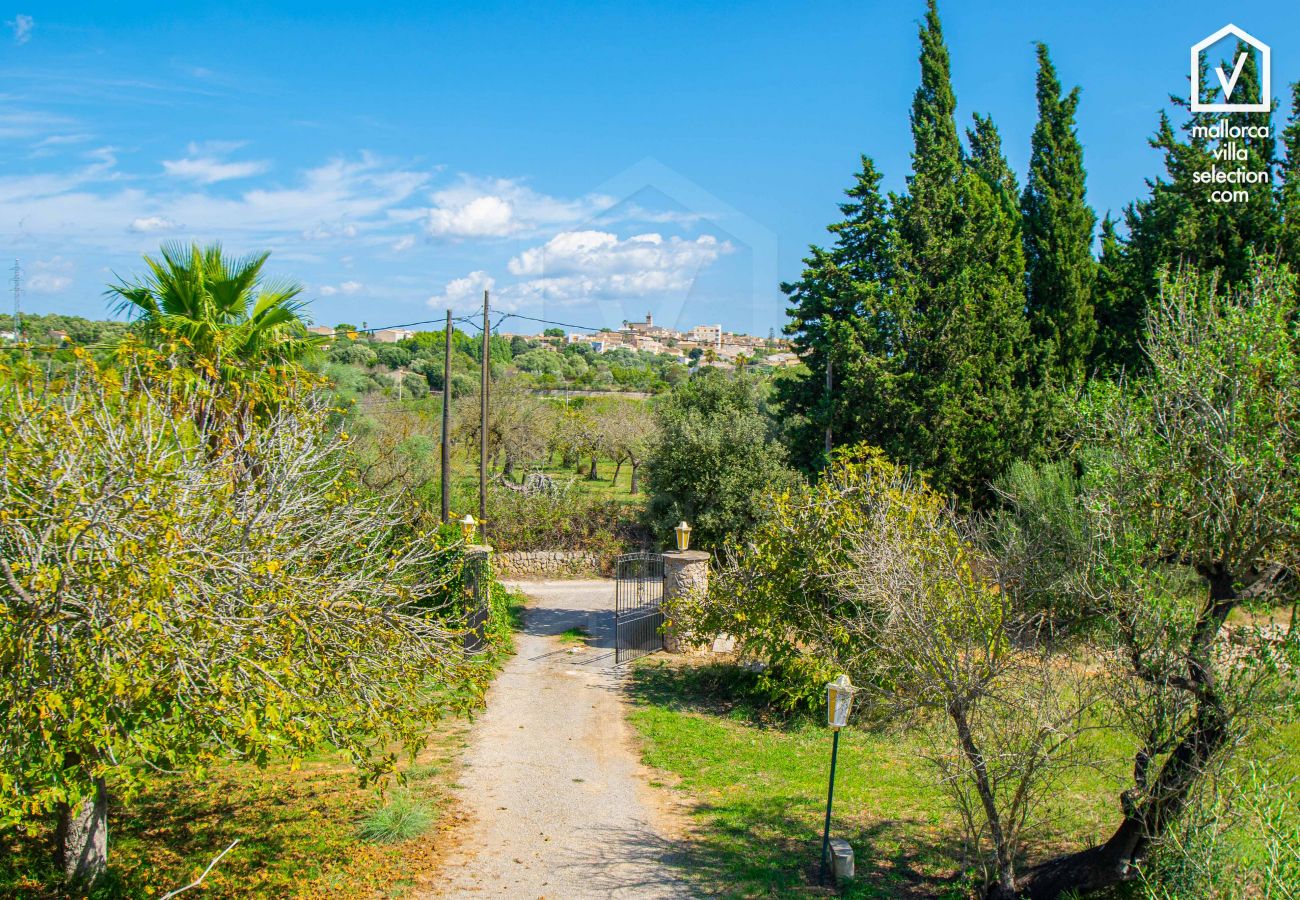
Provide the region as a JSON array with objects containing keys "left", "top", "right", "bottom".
[
  {"left": 664, "top": 444, "right": 1009, "bottom": 712},
  {"left": 0, "top": 341, "right": 490, "bottom": 829}
]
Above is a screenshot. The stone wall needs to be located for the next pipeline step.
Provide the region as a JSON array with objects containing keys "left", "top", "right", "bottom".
[{"left": 495, "top": 550, "right": 604, "bottom": 579}]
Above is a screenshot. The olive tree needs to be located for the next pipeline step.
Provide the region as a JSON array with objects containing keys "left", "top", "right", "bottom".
[
  {"left": 453, "top": 375, "right": 549, "bottom": 480},
  {"left": 1012, "top": 263, "right": 1300, "bottom": 898},
  {"left": 644, "top": 370, "right": 799, "bottom": 549},
  {"left": 602, "top": 399, "right": 657, "bottom": 493},
  {"left": 0, "top": 345, "right": 479, "bottom": 884}
]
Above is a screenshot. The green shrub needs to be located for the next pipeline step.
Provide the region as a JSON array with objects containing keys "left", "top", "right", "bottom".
[
  {"left": 644, "top": 369, "right": 799, "bottom": 550},
  {"left": 483, "top": 484, "right": 641, "bottom": 566}
]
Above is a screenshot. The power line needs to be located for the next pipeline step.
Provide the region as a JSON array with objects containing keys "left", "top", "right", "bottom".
[{"left": 499, "top": 312, "right": 605, "bottom": 333}]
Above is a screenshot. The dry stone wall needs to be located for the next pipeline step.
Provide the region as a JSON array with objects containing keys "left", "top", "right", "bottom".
[{"left": 495, "top": 550, "right": 604, "bottom": 578}]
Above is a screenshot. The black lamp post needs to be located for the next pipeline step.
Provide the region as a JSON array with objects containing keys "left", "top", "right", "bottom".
[{"left": 820, "top": 673, "right": 857, "bottom": 884}]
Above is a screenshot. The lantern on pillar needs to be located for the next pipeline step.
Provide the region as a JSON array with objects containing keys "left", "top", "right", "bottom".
[
  {"left": 674, "top": 521, "right": 692, "bottom": 552},
  {"left": 460, "top": 513, "right": 478, "bottom": 543}
]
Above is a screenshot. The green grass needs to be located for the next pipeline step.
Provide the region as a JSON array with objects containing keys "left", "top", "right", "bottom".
[
  {"left": 357, "top": 789, "right": 436, "bottom": 844},
  {"left": 558, "top": 626, "right": 591, "bottom": 644},
  {"left": 624, "top": 660, "right": 1300, "bottom": 899}
]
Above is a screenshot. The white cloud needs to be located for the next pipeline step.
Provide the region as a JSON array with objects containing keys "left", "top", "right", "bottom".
[
  {"left": 8, "top": 14, "right": 33, "bottom": 44},
  {"left": 391, "top": 234, "right": 417, "bottom": 252},
  {"left": 163, "top": 157, "right": 268, "bottom": 184},
  {"left": 427, "top": 270, "right": 495, "bottom": 310},
  {"left": 303, "top": 221, "right": 358, "bottom": 240},
  {"left": 26, "top": 257, "right": 72, "bottom": 293},
  {"left": 0, "top": 152, "right": 430, "bottom": 254},
  {"left": 494, "top": 230, "right": 732, "bottom": 307},
  {"left": 318, "top": 280, "right": 363, "bottom": 296},
  {"left": 422, "top": 176, "right": 612, "bottom": 239},
  {"left": 162, "top": 142, "right": 270, "bottom": 184},
  {"left": 511, "top": 229, "right": 726, "bottom": 278},
  {"left": 129, "top": 215, "right": 180, "bottom": 233}
]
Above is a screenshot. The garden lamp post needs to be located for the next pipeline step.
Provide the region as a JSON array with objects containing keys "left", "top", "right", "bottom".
[
  {"left": 674, "top": 520, "right": 692, "bottom": 551},
  {"left": 460, "top": 513, "right": 478, "bottom": 544},
  {"left": 820, "top": 673, "right": 857, "bottom": 884}
]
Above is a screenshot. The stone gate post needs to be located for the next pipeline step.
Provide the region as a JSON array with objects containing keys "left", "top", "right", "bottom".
[{"left": 662, "top": 549, "right": 710, "bottom": 653}]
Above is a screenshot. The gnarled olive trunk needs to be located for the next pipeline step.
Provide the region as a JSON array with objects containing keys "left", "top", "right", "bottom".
[
  {"left": 56, "top": 777, "right": 108, "bottom": 885},
  {"left": 1012, "top": 576, "right": 1237, "bottom": 899}
]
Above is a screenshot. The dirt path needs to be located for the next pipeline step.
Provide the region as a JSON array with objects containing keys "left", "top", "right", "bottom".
[{"left": 419, "top": 579, "right": 693, "bottom": 899}]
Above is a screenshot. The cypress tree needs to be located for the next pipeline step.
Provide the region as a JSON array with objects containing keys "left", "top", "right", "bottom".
[
  {"left": 892, "top": 1, "right": 1033, "bottom": 504},
  {"left": 1090, "top": 214, "right": 1144, "bottom": 373},
  {"left": 1126, "top": 44, "right": 1278, "bottom": 293},
  {"left": 1095, "top": 45, "right": 1281, "bottom": 373},
  {"left": 1022, "top": 43, "right": 1097, "bottom": 383}
]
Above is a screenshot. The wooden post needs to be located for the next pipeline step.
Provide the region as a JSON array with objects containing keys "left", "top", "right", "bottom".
[
  {"left": 479, "top": 290, "right": 489, "bottom": 537},
  {"left": 440, "top": 308, "right": 452, "bottom": 524}
]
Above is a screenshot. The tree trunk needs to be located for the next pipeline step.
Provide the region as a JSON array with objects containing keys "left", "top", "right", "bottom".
[
  {"left": 630, "top": 462, "right": 639, "bottom": 494},
  {"left": 503, "top": 453, "right": 515, "bottom": 481},
  {"left": 612, "top": 458, "right": 624, "bottom": 487},
  {"left": 587, "top": 454, "right": 599, "bottom": 481},
  {"left": 1012, "top": 576, "right": 1238, "bottom": 899},
  {"left": 57, "top": 777, "right": 108, "bottom": 885},
  {"left": 949, "top": 704, "right": 1016, "bottom": 896}
]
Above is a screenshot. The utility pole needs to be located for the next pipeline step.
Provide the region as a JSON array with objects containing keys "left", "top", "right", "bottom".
[
  {"left": 440, "top": 308, "right": 453, "bottom": 524},
  {"left": 479, "top": 289, "right": 490, "bottom": 538},
  {"left": 10, "top": 259, "right": 21, "bottom": 343}
]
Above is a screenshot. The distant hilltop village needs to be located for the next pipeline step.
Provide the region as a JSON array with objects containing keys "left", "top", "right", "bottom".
[
  {"left": 551, "top": 313, "right": 795, "bottom": 367},
  {"left": 308, "top": 312, "right": 798, "bottom": 369}
]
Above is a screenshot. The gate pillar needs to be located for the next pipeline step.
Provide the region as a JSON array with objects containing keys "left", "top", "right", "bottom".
[{"left": 662, "top": 550, "right": 710, "bottom": 653}]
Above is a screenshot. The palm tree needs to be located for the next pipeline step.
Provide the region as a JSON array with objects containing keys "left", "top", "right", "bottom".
[{"left": 107, "top": 242, "right": 316, "bottom": 382}]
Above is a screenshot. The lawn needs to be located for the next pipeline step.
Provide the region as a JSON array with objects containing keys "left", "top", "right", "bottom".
[{"left": 626, "top": 658, "right": 1300, "bottom": 899}]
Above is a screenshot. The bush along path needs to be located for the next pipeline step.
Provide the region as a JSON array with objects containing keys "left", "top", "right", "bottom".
[{"left": 420, "top": 579, "right": 693, "bottom": 899}]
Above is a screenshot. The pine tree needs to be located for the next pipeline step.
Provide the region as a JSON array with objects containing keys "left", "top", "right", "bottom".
[
  {"left": 1095, "top": 44, "right": 1281, "bottom": 373},
  {"left": 777, "top": 156, "right": 896, "bottom": 471},
  {"left": 1279, "top": 82, "right": 1300, "bottom": 266},
  {"left": 1022, "top": 43, "right": 1097, "bottom": 383}
]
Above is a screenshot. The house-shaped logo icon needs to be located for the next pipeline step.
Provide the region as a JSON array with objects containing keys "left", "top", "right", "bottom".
[{"left": 1190, "top": 24, "right": 1271, "bottom": 113}]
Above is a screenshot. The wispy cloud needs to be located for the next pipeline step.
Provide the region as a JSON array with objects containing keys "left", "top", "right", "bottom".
[
  {"left": 129, "top": 216, "right": 181, "bottom": 233},
  {"left": 318, "top": 280, "right": 363, "bottom": 296},
  {"left": 8, "top": 14, "right": 33, "bottom": 45},
  {"left": 162, "top": 142, "right": 270, "bottom": 184},
  {"left": 26, "top": 257, "right": 73, "bottom": 293},
  {"left": 0, "top": 108, "right": 72, "bottom": 140}
]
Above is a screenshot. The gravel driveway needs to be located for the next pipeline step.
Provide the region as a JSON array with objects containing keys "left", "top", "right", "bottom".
[{"left": 421, "top": 579, "right": 694, "bottom": 899}]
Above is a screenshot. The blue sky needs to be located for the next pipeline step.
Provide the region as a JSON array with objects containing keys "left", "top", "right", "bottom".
[{"left": 2, "top": 1, "right": 1297, "bottom": 336}]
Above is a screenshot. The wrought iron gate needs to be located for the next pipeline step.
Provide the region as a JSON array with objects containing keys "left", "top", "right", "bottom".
[{"left": 614, "top": 551, "right": 665, "bottom": 664}]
